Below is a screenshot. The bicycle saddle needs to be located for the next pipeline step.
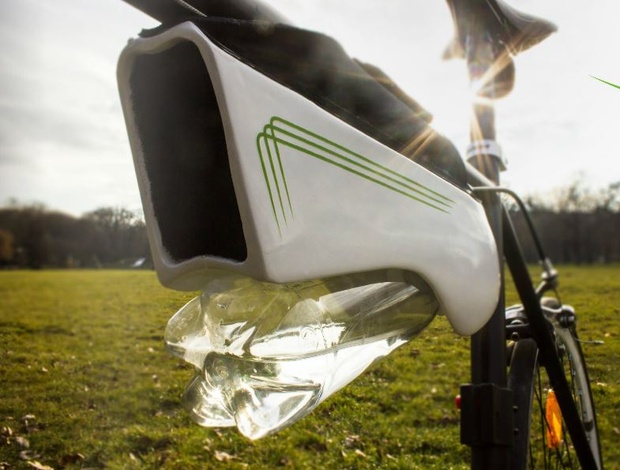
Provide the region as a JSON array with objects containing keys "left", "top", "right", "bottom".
[{"left": 444, "top": 0, "right": 557, "bottom": 59}]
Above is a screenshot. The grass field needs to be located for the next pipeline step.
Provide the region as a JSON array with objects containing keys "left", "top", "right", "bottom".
[{"left": 0, "top": 267, "right": 618, "bottom": 469}]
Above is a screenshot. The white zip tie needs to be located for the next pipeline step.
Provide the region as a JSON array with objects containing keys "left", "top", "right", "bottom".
[{"left": 466, "top": 139, "right": 507, "bottom": 171}]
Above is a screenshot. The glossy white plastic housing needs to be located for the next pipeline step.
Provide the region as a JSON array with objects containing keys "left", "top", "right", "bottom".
[{"left": 117, "top": 22, "right": 500, "bottom": 336}]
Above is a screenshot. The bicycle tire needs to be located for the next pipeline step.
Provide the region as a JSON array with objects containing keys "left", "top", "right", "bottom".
[{"left": 508, "top": 303, "right": 602, "bottom": 469}]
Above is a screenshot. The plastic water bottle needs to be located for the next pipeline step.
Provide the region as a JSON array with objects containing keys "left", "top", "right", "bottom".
[{"left": 165, "top": 269, "right": 438, "bottom": 439}]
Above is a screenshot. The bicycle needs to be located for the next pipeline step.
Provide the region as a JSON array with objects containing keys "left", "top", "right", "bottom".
[{"left": 116, "top": 0, "right": 604, "bottom": 468}]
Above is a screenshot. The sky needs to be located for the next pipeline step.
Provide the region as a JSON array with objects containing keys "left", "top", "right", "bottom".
[{"left": 0, "top": 0, "right": 619, "bottom": 216}]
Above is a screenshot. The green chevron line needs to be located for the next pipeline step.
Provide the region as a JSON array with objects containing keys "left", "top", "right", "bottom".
[
  {"left": 256, "top": 116, "right": 455, "bottom": 231},
  {"left": 268, "top": 120, "right": 453, "bottom": 210},
  {"left": 271, "top": 117, "right": 454, "bottom": 205}
]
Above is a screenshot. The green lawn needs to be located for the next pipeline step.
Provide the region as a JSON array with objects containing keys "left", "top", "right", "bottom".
[{"left": 0, "top": 267, "right": 618, "bottom": 469}]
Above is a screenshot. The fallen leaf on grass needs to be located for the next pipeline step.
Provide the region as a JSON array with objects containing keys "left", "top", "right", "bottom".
[
  {"left": 14, "top": 436, "right": 30, "bottom": 448},
  {"left": 26, "top": 461, "right": 54, "bottom": 470},
  {"left": 344, "top": 434, "right": 360, "bottom": 448},
  {"left": 214, "top": 451, "right": 237, "bottom": 462},
  {"left": 19, "top": 450, "right": 41, "bottom": 461},
  {"left": 0, "top": 426, "right": 13, "bottom": 444},
  {"left": 21, "top": 415, "right": 36, "bottom": 424}
]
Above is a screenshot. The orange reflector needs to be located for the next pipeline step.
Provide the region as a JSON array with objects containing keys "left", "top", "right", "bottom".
[{"left": 545, "top": 389, "right": 563, "bottom": 449}]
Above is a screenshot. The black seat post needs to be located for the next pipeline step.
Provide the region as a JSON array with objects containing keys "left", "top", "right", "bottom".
[
  {"left": 464, "top": 30, "right": 512, "bottom": 470},
  {"left": 444, "top": 2, "right": 556, "bottom": 469}
]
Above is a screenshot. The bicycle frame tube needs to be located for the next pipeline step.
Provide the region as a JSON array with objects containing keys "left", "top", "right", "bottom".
[
  {"left": 466, "top": 175, "right": 599, "bottom": 470},
  {"left": 466, "top": 142, "right": 599, "bottom": 470},
  {"left": 502, "top": 210, "right": 599, "bottom": 469}
]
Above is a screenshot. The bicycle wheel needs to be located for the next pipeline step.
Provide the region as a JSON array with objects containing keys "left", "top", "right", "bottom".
[{"left": 508, "top": 301, "right": 602, "bottom": 470}]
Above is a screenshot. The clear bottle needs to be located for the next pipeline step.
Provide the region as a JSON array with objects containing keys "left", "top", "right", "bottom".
[{"left": 165, "top": 269, "right": 438, "bottom": 439}]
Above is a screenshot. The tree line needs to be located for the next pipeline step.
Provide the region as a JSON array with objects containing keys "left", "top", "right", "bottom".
[
  {"left": 508, "top": 181, "right": 620, "bottom": 264},
  {"left": 0, "top": 204, "right": 150, "bottom": 269},
  {"left": 0, "top": 180, "right": 618, "bottom": 269}
]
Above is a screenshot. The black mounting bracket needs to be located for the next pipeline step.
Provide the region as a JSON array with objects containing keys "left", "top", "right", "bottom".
[{"left": 460, "top": 383, "right": 514, "bottom": 447}]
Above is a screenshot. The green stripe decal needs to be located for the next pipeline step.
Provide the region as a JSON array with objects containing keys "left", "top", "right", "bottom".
[{"left": 256, "top": 117, "right": 455, "bottom": 232}]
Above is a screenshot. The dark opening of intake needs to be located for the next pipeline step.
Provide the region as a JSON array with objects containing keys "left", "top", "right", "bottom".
[{"left": 130, "top": 41, "right": 247, "bottom": 263}]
